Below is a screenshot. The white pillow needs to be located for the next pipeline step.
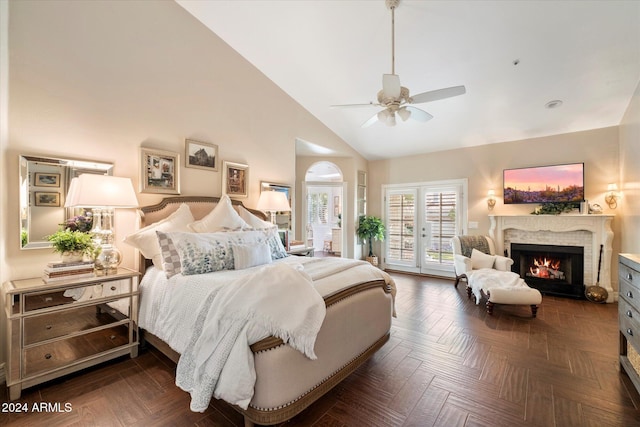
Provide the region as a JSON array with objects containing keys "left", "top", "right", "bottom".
[
  {"left": 471, "top": 248, "right": 496, "bottom": 269},
  {"left": 232, "top": 243, "right": 272, "bottom": 270},
  {"left": 188, "top": 195, "right": 250, "bottom": 233},
  {"left": 123, "top": 203, "right": 194, "bottom": 268},
  {"left": 168, "top": 229, "right": 268, "bottom": 275},
  {"left": 238, "top": 205, "right": 275, "bottom": 230}
]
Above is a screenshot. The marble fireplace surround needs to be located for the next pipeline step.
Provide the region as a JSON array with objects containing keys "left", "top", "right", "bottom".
[{"left": 489, "top": 214, "right": 615, "bottom": 302}]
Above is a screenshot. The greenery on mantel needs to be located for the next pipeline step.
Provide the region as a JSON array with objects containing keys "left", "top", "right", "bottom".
[{"left": 531, "top": 202, "right": 579, "bottom": 215}]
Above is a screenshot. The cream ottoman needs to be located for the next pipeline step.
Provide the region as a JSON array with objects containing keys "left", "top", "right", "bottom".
[{"left": 467, "top": 268, "right": 542, "bottom": 317}]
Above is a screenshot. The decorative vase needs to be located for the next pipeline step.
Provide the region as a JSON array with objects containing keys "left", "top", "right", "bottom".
[
  {"left": 366, "top": 255, "right": 378, "bottom": 267},
  {"left": 61, "top": 251, "right": 84, "bottom": 263}
]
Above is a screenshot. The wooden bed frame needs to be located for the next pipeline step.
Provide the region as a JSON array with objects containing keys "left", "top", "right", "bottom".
[{"left": 136, "top": 196, "right": 394, "bottom": 426}]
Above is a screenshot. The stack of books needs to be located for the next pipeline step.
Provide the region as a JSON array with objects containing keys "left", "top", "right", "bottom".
[{"left": 43, "top": 260, "right": 95, "bottom": 283}]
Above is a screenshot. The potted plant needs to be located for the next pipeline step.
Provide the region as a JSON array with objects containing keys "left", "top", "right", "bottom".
[
  {"left": 356, "top": 215, "right": 385, "bottom": 266},
  {"left": 45, "top": 228, "right": 95, "bottom": 263}
]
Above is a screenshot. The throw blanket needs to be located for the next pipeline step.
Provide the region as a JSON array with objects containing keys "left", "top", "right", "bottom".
[
  {"left": 459, "top": 235, "right": 490, "bottom": 258},
  {"left": 174, "top": 262, "right": 325, "bottom": 412},
  {"left": 468, "top": 268, "right": 528, "bottom": 304},
  {"left": 138, "top": 256, "right": 396, "bottom": 412}
]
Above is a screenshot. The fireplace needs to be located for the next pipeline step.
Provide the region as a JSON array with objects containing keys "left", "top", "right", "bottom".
[{"left": 511, "top": 243, "right": 585, "bottom": 298}]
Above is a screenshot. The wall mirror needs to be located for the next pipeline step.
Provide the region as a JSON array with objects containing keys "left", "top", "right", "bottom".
[{"left": 19, "top": 155, "right": 113, "bottom": 249}]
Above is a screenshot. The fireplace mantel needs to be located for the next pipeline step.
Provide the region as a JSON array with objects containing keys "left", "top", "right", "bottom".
[{"left": 489, "top": 214, "right": 615, "bottom": 302}]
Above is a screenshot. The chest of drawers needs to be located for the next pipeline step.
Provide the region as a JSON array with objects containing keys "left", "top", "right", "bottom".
[
  {"left": 2, "top": 268, "right": 140, "bottom": 400},
  {"left": 619, "top": 254, "right": 640, "bottom": 395}
]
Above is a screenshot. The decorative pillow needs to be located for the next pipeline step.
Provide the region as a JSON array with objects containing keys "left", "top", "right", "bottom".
[
  {"left": 232, "top": 243, "right": 272, "bottom": 270},
  {"left": 123, "top": 203, "right": 194, "bottom": 269},
  {"left": 188, "top": 195, "right": 250, "bottom": 233},
  {"left": 156, "top": 231, "right": 182, "bottom": 278},
  {"left": 262, "top": 227, "right": 288, "bottom": 260},
  {"left": 168, "top": 230, "right": 271, "bottom": 275},
  {"left": 471, "top": 248, "right": 496, "bottom": 269},
  {"left": 238, "top": 205, "right": 275, "bottom": 230}
]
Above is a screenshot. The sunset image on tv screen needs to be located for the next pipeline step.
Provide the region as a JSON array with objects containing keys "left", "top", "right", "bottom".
[{"left": 503, "top": 163, "right": 584, "bottom": 204}]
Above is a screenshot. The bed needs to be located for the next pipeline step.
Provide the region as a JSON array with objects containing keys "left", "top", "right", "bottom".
[{"left": 129, "top": 196, "right": 395, "bottom": 426}]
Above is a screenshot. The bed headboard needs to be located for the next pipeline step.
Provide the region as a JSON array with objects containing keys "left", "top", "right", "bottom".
[{"left": 137, "top": 196, "right": 268, "bottom": 273}]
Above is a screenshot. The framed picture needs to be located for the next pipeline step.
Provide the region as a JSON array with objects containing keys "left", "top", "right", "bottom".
[
  {"left": 185, "top": 139, "right": 218, "bottom": 171},
  {"left": 222, "top": 161, "right": 249, "bottom": 198},
  {"left": 34, "top": 172, "right": 60, "bottom": 187},
  {"left": 140, "top": 147, "right": 180, "bottom": 194},
  {"left": 34, "top": 192, "right": 60, "bottom": 207},
  {"left": 260, "top": 181, "right": 292, "bottom": 230}
]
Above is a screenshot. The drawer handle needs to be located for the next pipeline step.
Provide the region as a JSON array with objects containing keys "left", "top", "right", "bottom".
[
  {"left": 628, "top": 310, "right": 633, "bottom": 318},
  {"left": 110, "top": 335, "right": 116, "bottom": 340},
  {"left": 44, "top": 297, "right": 53, "bottom": 302},
  {"left": 110, "top": 309, "right": 116, "bottom": 314},
  {"left": 45, "top": 325, "right": 52, "bottom": 330},
  {"left": 110, "top": 286, "right": 116, "bottom": 291},
  {"left": 44, "top": 353, "right": 52, "bottom": 360},
  {"left": 628, "top": 273, "right": 634, "bottom": 281},
  {"left": 627, "top": 291, "right": 634, "bottom": 299},
  {"left": 628, "top": 328, "right": 634, "bottom": 336}
]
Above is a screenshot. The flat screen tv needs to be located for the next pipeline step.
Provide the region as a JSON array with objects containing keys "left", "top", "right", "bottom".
[{"left": 503, "top": 163, "right": 584, "bottom": 204}]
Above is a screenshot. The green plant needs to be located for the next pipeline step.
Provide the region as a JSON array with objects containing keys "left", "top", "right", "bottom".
[
  {"left": 531, "top": 202, "right": 578, "bottom": 215},
  {"left": 356, "top": 215, "right": 385, "bottom": 257},
  {"left": 45, "top": 229, "right": 95, "bottom": 254}
]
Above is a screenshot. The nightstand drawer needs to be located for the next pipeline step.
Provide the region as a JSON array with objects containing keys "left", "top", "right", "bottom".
[
  {"left": 24, "top": 297, "right": 131, "bottom": 345},
  {"left": 24, "top": 279, "right": 131, "bottom": 312},
  {"left": 620, "top": 297, "right": 640, "bottom": 348},
  {"left": 23, "top": 324, "right": 130, "bottom": 378}
]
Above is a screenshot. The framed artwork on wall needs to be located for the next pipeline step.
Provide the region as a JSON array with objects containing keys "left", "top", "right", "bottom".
[
  {"left": 140, "top": 147, "right": 180, "bottom": 194},
  {"left": 185, "top": 139, "right": 218, "bottom": 171},
  {"left": 222, "top": 161, "right": 249, "bottom": 198},
  {"left": 34, "top": 173, "right": 60, "bottom": 187},
  {"left": 34, "top": 192, "right": 60, "bottom": 207}
]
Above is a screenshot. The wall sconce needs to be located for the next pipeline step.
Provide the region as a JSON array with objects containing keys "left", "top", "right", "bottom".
[
  {"left": 487, "top": 190, "right": 496, "bottom": 210},
  {"left": 605, "top": 183, "right": 620, "bottom": 209}
]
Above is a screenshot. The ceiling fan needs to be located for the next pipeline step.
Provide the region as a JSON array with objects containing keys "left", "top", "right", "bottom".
[{"left": 332, "top": 0, "right": 466, "bottom": 127}]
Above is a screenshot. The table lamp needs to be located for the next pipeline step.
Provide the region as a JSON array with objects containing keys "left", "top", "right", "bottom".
[{"left": 65, "top": 174, "right": 138, "bottom": 275}]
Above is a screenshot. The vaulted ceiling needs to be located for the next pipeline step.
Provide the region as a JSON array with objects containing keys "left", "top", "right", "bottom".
[{"left": 177, "top": 0, "right": 640, "bottom": 160}]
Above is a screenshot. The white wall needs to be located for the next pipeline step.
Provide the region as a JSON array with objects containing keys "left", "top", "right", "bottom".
[
  {"left": 368, "top": 126, "right": 623, "bottom": 283},
  {"left": 620, "top": 79, "right": 640, "bottom": 254},
  {"left": 1, "top": 0, "right": 363, "bottom": 367}
]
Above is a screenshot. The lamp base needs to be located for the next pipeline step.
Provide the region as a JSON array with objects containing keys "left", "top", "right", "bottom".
[{"left": 95, "top": 244, "right": 122, "bottom": 276}]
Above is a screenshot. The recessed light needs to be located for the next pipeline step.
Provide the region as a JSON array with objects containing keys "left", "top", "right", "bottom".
[{"left": 545, "top": 100, "right": 563, "bottom": 109}]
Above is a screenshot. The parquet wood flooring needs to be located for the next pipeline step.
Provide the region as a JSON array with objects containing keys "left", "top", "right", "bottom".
[{"left": 2, "top": 272, "right": 640, "bottom": 426}]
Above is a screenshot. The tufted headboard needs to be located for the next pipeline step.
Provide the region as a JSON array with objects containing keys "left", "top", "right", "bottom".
[{"left": 137, "top": 196, "right": 268, "bottom": 273}]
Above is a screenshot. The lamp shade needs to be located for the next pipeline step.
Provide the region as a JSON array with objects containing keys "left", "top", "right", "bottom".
[
  {"left": 256, "top": 191, "right": 291, "bottom": 212},
  {"left": 65, "top": 174, "right": 138, "bottom": 208}
]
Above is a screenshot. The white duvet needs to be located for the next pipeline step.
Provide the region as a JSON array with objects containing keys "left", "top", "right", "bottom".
[{"left": 138, "top": 256, "right": 395, "bottom": 412}]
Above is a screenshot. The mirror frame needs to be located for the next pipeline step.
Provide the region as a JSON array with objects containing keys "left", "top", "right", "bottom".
[{"left": 20, "top": 154, "right": 113, "bottom": 250}]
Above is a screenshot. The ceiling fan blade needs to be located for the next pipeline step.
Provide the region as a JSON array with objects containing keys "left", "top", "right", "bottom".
[
  {"left": 410, "top": 85, "right": 466, "bottom": 104},
  {"left": 330, "top": 102, "right": 378, "bottom": 108},
  {"left": 382, "top": 74, "right": 401, "bottom": 98},
  {"left": 362, "top": 111, "right": 381, "bottom": 128},
  {"left": 405, "top": 106, "right": 433, "bottom": 122}
]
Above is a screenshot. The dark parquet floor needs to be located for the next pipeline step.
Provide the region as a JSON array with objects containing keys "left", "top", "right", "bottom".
[{"left": 2, "top": 272, "right": 640, "bottom": 426}]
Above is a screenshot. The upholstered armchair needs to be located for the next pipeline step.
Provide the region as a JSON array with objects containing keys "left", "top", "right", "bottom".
[{"left": 451, "top": 235, "right": 514, "bottom": 287}]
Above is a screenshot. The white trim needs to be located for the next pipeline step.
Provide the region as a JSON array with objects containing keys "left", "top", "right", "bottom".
[{"left": 381, "top": 179, "right": 468, "bottom": 275}]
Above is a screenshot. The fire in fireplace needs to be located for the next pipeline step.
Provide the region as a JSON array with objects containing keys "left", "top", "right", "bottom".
[{"left": 511, "top": 243, "right": 585, "bottom": 298}]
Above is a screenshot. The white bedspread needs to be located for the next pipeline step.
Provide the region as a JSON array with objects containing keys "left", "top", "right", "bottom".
[
  {"left": 138, "top": 256, "right": 395, "bottom": 412},
  {"left": 468, "top": 268, "right": 528, "bottom": 304}
]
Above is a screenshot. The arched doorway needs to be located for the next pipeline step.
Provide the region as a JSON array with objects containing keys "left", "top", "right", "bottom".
[{"left": 304, "top": 162, "right": 345, "bottom": 257}]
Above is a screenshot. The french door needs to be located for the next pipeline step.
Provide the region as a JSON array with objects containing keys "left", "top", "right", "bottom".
[{"left": 384, "top": 180, "right": 467, "bottom": 277}]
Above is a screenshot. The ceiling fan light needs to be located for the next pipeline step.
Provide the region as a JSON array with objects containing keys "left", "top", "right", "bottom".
[
  {"left": 397, "top": 107, "right": 411, "bottom": 121},
  {"left": 386, "top": 112, "right": 396, "bottom": 126}
]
